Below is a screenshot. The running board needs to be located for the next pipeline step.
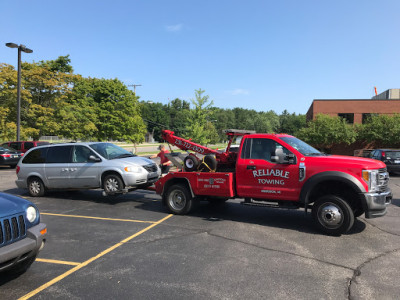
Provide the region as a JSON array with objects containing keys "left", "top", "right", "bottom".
[{"left": 240, "top": 200, "right": 300, "bottom": 209}]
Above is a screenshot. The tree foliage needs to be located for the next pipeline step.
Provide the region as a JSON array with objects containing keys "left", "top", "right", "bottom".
[
  {"left": 183, "top": 89, "right": 218, "bottom": 145},
  {"left": 357, "top": 114, "right": 400, "bottom": 147},
  {"left": 297, "top": 114, "right": 357, "bottom": 151},
  {"left": 0, "top": 57, "right": 145, "bottom": 142}
]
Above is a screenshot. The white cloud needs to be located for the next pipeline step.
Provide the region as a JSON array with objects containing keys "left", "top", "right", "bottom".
[
  {"left": 229, "top": 89, "right": 250, "bottom": 96},
  {"left": 165, "top": 24, "right": 183, "bottom": 32}
]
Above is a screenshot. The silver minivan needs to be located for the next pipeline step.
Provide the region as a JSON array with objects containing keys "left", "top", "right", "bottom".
[{"left": 15, "top": 142, "right": 161, "bottom": 197}]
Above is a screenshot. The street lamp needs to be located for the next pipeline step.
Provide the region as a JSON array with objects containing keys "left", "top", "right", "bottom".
[{"left": 5, "top": 43, "right": 33, "bottom": 141}]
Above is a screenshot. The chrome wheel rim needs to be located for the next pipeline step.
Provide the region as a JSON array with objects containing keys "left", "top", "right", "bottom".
[
  {"left": 105, "top": 178, "right": 119, "bottom": 192},
  {"left": 317, "top": 202, "right": 343, "bottom": 229},
  {"left": 30, "top": 181, "right": 41, "bottom": 195},
  {"left": 169, "top": 190, "right": 186, "bottom": 211}
]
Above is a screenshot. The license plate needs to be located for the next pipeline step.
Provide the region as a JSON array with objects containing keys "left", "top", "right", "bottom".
[
  {"left": 13, "top": 155, "right": 18, "bottom": 158},
  {"left": 395, "top": 160, "right": 400, "bottom": 164}
]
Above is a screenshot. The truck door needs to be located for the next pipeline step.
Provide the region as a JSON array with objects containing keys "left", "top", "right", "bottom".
[{"left": 236, "top": 137, "right": 301, "bottom": 201}]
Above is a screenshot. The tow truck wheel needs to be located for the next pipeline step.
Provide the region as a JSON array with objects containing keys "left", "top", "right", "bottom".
[
  {"left": 312, "top": 195, "right": 354, "bottom": 236},
  {"left": 166, "top": 184, "right": 195, "bottom": 214},
  {"left": 184, "top": 155, "right": 199, "bottom": 172}
]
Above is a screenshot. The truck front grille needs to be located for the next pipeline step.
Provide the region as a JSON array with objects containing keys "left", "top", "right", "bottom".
[
  {"left": 143, "top": 163, "right": 158, "bottom": 173},
  {"left": 0, "top": 214, "right": 26, "bottom": 246},
  {"left": 378, "top": 168, "right": 389, "bottom": 192}
]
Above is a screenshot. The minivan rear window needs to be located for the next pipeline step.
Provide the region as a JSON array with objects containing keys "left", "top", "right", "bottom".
[{"left": 22, "top": 148, "right": 48, "bottom": 164}]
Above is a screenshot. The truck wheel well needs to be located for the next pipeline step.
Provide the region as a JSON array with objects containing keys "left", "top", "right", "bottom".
[
  {"left": 307, "top": 180, "right": 363, "bottom": 212},
  {"left": 162, "top": 178, "right": 192, "bottom": 205}
]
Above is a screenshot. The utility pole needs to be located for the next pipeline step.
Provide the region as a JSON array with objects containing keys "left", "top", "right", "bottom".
[{"left": 128, "top": 84, "right": 142, "bottom": 94}]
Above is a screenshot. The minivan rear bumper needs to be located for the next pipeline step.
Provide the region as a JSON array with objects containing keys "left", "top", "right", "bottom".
[{"left": 15, "top": 178, "right": 27, "bottom": 189}]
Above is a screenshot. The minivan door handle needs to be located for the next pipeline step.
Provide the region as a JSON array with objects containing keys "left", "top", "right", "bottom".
[{"left": 246, "top": 165, "right": 256, "bottom": 170}]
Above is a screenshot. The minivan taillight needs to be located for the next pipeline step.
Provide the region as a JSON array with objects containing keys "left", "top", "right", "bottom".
[{"left": 16, "top": 166, "right": 20, "bottom": 175}]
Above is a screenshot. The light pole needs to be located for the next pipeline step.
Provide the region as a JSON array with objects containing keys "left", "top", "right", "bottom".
[{"left": 5, "top": 43, "right": 33, "bottom": 141}]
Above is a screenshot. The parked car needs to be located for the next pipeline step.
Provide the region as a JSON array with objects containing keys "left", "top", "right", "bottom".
[
  {"left": 369, "top": 149, "right": 400, "bottom": 174},
  {"left": 15, "top": 142, "right": 161, "bottom": 197},
  {"left": 1, "top": 141, "right": 50, "bottom": 154},
  {"left": 0, "top": 145, "right": 23, "bottom": 168},
  {"left": 0, "top": 192, "right": 47, "bottom": 275}
]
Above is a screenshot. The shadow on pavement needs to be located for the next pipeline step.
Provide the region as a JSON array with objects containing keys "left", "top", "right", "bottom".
[{"left": 3, "top": 187, "right": 369, "bottom": 237}]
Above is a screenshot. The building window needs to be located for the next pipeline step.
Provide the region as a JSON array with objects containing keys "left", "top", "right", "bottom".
[
  {"left": 362, "top": 113, "right": 378, "bottom": 124},
  {"left": 338, "top": 113, "right": 354, "bottom": 124}
]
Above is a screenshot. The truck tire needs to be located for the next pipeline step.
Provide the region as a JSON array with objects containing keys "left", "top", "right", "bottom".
[
  {"left": 28, "top": 177, "right": 46, "bottom": 197},
  {"left": 165, "top": 184, "right": 196, "bottom": 214},
  {"left": 184, "top": 155, "right": 199, "bottom": 172},
  {"left": 103, "top": 174, "right": 124, "bottom": 195},
  {"left": 312, "top": 195, "right": 354, "bottom": 236}
]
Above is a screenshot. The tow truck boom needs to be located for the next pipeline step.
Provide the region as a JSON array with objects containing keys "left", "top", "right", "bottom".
[{"left": 161, "top": 129, "right": 254, "bottom": 166}]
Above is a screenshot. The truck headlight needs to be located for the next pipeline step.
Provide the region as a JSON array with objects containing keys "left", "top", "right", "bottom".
[
  {"left": 124, "top": 166, "right": 143, "bottom": 173},
  {"left": 26, "top": 206, "right": 38, "bottom": 223},
  {"left": 362, "top": 169, "right": 379, "bottom": 192}
]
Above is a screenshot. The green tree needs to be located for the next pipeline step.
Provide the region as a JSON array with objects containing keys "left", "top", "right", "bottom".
[
  {"left": 297, "top": 114, "right": 357, "bottom": 152},
  {"left": 184, "top": 89, "right": 217, "bottom": 145},
  {"left": 0, "top": 107, "right": 16, "bottom": 141},
  {"left": 87, "top": 78, "right": 146, "bottom": 143},
  {"left": 358, "top": 114, "right": 400, "bottom": 147},
  {"left": 279, "top": 110, "right": 306, "bottom": 135},
  {"left": 140, "top": 101, "right": 170, "bottom": 142},
  {"left": 38, "top": 55, "right": 73, "bottom": 73}
]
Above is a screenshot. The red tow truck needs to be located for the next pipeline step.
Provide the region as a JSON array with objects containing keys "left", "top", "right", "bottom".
[{"left": 155, "top": 129, "right": 392, "bottom": 235}]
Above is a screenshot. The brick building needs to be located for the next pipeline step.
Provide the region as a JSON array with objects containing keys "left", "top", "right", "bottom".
[{"left": 306, "top": 89, "right": 400, "bottom": 124}]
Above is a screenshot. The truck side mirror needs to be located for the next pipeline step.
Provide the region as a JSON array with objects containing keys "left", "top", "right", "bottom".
[{"left": 271, "top": 148, "right": 295, "bottom": 164}]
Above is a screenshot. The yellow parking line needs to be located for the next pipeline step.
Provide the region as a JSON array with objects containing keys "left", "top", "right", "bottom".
[
  {"left": 19, "top": 214, "right": 173, "bottom": 300},
  {"left": 41, "top": 212, "right": 156, "bottom": 224},
  {"left": 36, "top": 258, "right": 81, "bottom": 266}
]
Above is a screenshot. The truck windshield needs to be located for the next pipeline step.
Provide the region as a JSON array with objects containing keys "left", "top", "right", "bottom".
[{"left": 279, "top": 137, "right": 324, "bottom": 156}]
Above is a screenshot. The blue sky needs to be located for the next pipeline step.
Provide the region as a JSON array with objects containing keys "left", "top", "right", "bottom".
[{"left": 1, "top": 0, "right": 399, "bottom": 114}]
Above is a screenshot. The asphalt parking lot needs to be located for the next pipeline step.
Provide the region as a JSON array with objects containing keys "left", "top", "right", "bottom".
[{"left": 1, "top": 166, "right": 400, "bottom": 300}]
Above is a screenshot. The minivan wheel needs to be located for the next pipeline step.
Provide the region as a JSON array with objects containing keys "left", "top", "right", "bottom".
[
  {"left": 103, "top": 174, "right": 124, "bottom": 195},
  {"left": 28, "top": 177, "right": 45, "bottom": 197}
]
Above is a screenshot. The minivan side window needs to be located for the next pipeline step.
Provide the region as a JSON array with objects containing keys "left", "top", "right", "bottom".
[
  {"left": 72, "top": 146, "right": 97, "bottom": 163},
  {"left": 22, "top": 148, "right": 48, "bottom": 164},
  {"left": 24, "top": 142, "right": 34, "bottom": 150},
  {"left": 46, "top": 146, "right": 73, "bottom": 163}
]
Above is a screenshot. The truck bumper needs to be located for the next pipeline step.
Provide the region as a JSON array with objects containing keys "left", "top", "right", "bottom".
[{"left": 362, "top": 189, "right": 392, "bottom": 218}]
